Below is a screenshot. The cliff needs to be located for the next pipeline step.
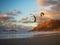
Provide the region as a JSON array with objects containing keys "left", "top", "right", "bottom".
[{"left": 32, "top": 20, "right": 60, "bottom": 31}]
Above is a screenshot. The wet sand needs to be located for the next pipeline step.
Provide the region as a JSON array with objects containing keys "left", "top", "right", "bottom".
[{"left": 0, "top": 33, "right": 60, "bottom": 45}]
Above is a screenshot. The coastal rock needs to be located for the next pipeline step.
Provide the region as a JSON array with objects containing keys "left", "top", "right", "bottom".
[{"left": 32, "top": 20, "right": 60, "bottom": 31}]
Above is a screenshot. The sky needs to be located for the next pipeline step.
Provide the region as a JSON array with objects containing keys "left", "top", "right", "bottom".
[
  {"left": 0, "top": 0, "right": 40, "bottom": 21},
  {"left": 0, "top": 0, "right": 60, "bottom": 27},
  {"left": 0, "top": 0, "right": 41, "bottom": 27},
  {"left": 36, "top": 0, "right": 60, "bottom": 20},
  {"left": 0, "top": 0, "right": 51, "bottom": 21}
]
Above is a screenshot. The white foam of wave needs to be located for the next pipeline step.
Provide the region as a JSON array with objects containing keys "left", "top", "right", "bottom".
[{"left": 0, "top": 32, "right": 58, "bottom": 39}]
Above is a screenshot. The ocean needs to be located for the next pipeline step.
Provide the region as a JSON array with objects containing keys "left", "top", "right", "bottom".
[{"left": 0, "top": 29, "right": 58, "bottom": 39}]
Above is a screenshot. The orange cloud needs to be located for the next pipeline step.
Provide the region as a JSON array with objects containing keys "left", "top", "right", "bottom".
[
  {"left": 37, "top": 0, "right": 48, "bottom": 6},
  {"left": 0, "top": 14, "right": 13, "bottom": 20},
  {"left": 36, "top": 0, "right": 60, "bottom": 20},
  {"left": 37, "top": 0, "right": 58, "bottom": 6}
]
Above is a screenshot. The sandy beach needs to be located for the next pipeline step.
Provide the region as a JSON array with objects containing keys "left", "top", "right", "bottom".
[{"left": 0, "top": 32, "right": 60, "bottom": 45}]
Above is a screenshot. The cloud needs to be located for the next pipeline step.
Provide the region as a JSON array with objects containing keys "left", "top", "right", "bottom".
[
  {"left": 22, "top": 21, "right": 34, "bottom": 23},
  {"left": 37, "top": 0, "right": 48, "bottom": 6},
  {"left": 0, "top": 14, "right": 13, "bottom": 21},
  {"left": 5, "top": 10, "right": 21, "bottom": 15},
  {"left": 37, "top": 0, "right": 58, "bottom": 6},
  {"left": 30, "top": 10, "right": 37, "bottom": 12},
  {"left": 0, "top": 10, "right": 21, "bottom": 16},
  {"left": 0, "top": 10, "right": 21, "bottom": 21},
  {"left": 22, "top": 16, "right": 28, "bottom": 20},
  {"left": 36, "top": 0, "right": 60, "bottom": 20}
]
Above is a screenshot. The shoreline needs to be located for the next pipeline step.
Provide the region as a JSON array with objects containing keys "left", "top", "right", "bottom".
[
  {"left": 0, "top": 32, "right": 60, "bottom": 45},
  {"left": 0, "top": 32, "right": 60, "bottom": 39}
]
